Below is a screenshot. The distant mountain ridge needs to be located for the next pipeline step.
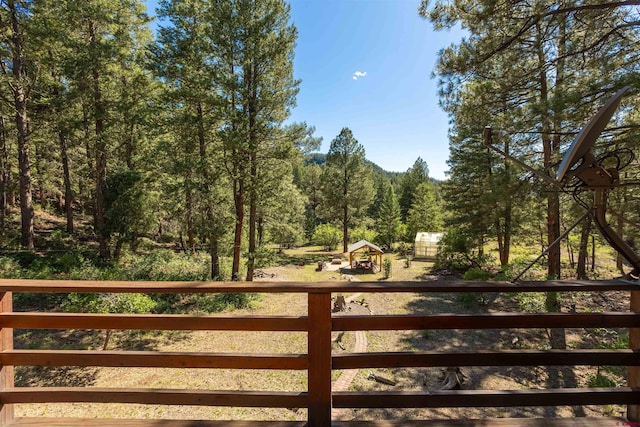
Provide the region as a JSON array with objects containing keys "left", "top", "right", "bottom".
[{"left": 304, "top": 152, "right": 441, "bottom": 183}]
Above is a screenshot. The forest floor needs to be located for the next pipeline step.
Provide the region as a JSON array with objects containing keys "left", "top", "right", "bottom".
[{"left": 12, "top": 247, "right": 632, "bottom": 422}]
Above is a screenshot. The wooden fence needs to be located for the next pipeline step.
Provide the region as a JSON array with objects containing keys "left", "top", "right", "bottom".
[{"left": 0, "top": 278, "right": 638, "bottom": 426}]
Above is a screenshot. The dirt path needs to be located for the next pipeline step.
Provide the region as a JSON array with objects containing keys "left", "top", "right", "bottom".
[{"left": 331, "top": 291, "right": 369, "bottom": 421}]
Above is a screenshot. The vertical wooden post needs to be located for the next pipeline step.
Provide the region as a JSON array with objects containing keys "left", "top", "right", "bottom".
[
  {"left": 0, "top": 291, "right": 14, "bottom": 425},
  {"left": 629, "top": 290, "right": 640, "bottom": 421},
  {"left": 308, "top": 292, "right": 331, "bottom": 426}
]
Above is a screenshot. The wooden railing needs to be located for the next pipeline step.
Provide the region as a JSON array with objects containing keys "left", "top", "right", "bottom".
[{"left": 0, "top": 279, "right": 638, "bottom": 426}]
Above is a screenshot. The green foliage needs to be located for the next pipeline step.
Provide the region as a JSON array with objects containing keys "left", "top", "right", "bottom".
[
  {"left": 351, "top": 225, "right": 377, "bottom": 243},
  {"left": 250, "top": 246, "right": 278, "bottom": 269},
  {"left": 321, "top": 128, "right": 374, "bottom": 252},
  {"left": 103, "top": 171, "right": 157, "bottom": 255},
  {"left": 189, "top": 293, "right": 262, "bottom": 313},
  {"left": 406, "top": 181, "right": 443, "bottom": 240},
  {"left": 63, "top": 292, "right": 157, "bottom": 314},
  {"left": 515, "top": 292, "right": 546, "bottom": 313},
  {"left": 312, "top": 224, "right": 341, "bottom": 251},
  {"left": 119, "top": 251, "right": 210, "bottom": 282},
  {"left": 587, "top": 371, "right": 618, "bottom": 388},
  {"left": 405, "top": 255, "right": 412, "bottom": 268},
  {"left": 399, "top": 157, "right": 430, "bottom": 220},
  {"left": 458, "top": 292, "right": 482, "bottom": 309},
  {"left": 382, "top": 258, "right": 392, "bottom": 279},
  {"left": 462, "top": 268, "right": 492, "bottom": 281},
  {"left": 376, "top": 182, "right": 401, "bottom": 249},
  {"left": 435, "top": 229, "right": 493, "bottom": 273}
]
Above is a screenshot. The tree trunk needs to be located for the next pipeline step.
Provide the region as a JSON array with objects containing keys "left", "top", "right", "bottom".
[
  {"left": 9, "top": 0, "right": 34, "bottom": 250},
  {"left": 89, "top": 20, "right": 109, "bottom": 259},
  {"left": 210, "top": 237, "right": 220, "bottom": 280},
  {"left": 576, "top": 214, "right": 592, "bottom": 279},
  {"left": 232, "top": 178, "right": 244, "bottom": 280},
  {"left": 536, "top": 26, "right": 561, "bottom": 279},
  {"left": 81, "top": 101, "right": 93, "bottom": 217},
  {"left": 58, "top": 130, "right": 74, "bottom": 234},
  {"left": 246, "top": 68, "right": 258, "bottom": 282},
  {"left": 34, "top": 141, "right": 46, "bottom": 209},
  {"left": 185, "top": 184, "right": 195, "bottom": 254},
  {"left": 615, "top": 188, "right": 627, "bottom": 273},
  {"left": 258, "top": 215, "right": 264, "bottom": 246},
  {"left": 246, "top": 183, "right": 257, "bottom": 281},
  {"left": 342, "top": 204, "right": 348, "bottom": 253},
  {"left": 0, "top": 116, "right": 7, "bottom": 228},
  {"left": 501, "top": 135, "right": 512, "bottom": 266}
]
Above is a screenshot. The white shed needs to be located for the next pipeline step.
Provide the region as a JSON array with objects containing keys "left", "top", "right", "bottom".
[{"left": 414, "top": 232, "right": 444, "bottom": 258}]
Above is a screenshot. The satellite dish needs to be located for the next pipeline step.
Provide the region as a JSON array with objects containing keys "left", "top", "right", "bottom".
[{"left": 556, "top": 87, "right": 630, "bottom": 182}]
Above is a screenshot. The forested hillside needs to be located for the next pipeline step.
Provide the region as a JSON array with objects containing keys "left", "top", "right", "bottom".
[
  {"left": 1, "top": 0, "right": 640, "bottom": 284},
  {"left": 0, "top": 0, "right": 443, "bottom": 281}
]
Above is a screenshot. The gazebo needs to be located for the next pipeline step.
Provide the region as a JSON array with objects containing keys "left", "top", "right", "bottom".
[{"left": 347, "top": 240, "right": 384, "bottom": 272}]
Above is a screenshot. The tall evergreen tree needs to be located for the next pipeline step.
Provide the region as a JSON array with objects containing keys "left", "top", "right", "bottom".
[
  {"left": 321, "top": 127, "right": 374, "bottom": 253},
  {"left": 209, "top": 0, "right": 299, "bottom": 280},
  {"left": 399, "top": 157, "right": 429, "bottom": 221},
  {"left": 407, "top": 181, "right": 443, "bottom": 241},
  {"left": 1, "top": 0, "right": 34, "bottom": 249},
  {"left": 377, "top": 181, "right": 401, "bottom": 249}
]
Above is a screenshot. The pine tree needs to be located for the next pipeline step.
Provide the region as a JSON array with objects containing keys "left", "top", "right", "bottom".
[
  {"left": 377, "top": 182, "right": 401, "bottom": 250},
  {"left": 321, "top": 127, "right": 374, "bottom": 253},
  {"left": 407, "top": 182, "right": 442, "bottom": 241},
  {"left": 1, "top": 0, "right": 34, "bottom": 249}
]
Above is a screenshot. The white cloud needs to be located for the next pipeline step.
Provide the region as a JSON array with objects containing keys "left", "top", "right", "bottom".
[{"left": 352, "top": 70, "right": 367, "bottom": 80}]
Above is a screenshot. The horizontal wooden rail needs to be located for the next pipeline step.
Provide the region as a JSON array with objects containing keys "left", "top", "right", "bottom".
[
  {"left": 332, "top": 312, "right": 640, "bottom": 331},
  {"left": 333, "top": 349, "right": 640, "bottom": 369},
  {"left": 0, "top": 278, "right": 635, "bottom": 294},
  {"left": 333, "top": 387, "right": 640, "bottom": 408},
  {"left": 9, "top": 419, "right": 309, "bottom": 427},
  {"left": 0, "top": 313, "right": 307, "bottom": 331},
  {"left": 4, "top": 418, "right": 630, "bottom": 427},
  {"left": 0, "top": 279, "right": 638, "bottom": 426},
  {"left": 0, "top": 388, "right": 308, "bottom": 407},
  {"left": 0, "top": 350, "right": 307, "bottom": 370}
]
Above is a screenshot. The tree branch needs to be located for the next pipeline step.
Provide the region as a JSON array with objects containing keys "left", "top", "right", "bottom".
[{"left": 479, "top": 1, "right": 640, "bottom": 64}]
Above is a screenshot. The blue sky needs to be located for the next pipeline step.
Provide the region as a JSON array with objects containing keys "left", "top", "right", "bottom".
[{"left": 144, "top": 0, "right": 465, "bottom": 180}]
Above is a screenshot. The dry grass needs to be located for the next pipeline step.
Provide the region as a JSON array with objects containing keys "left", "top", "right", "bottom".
[{"left": 13, "top": 246, "right": 633, "bottom": 422}]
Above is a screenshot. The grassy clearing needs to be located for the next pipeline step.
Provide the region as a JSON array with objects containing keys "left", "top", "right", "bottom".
[{"left": 8, "top": 237, "right": 632, "bottom": 421}]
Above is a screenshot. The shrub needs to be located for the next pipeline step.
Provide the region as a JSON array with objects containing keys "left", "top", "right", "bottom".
[
  {"left": 177, "top": 293, "right": 262, "bottom": 313},
  {"left": 382, "top": 258, "right": 392, "bottom": 279},
  {"left": 435, "top": 229, "right": 494, "bottom": 273},
  {"left": 404, "top": 255, "right": 412, "bottom": 268},
  {"left": 462, "top": 268, "right": 492, "bottom": 280},
  {"left": 515, "top": 292, "right": 546, "bottom": 313},
  {"left": 588, "top": 371, "right": 617, "bottom": 388},
  {"left": 458, "top": 292, "right": 482, "bottom": 309},
  {"left": 312, "top": 224, "right": 341, "bottom": 251},
  {"left": 250, "top": 246, "right": 278, "bottom": 269}
]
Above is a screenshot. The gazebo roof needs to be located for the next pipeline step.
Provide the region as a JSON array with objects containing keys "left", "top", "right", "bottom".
[{"left": 347, "top": 239, "right": 384, "bottom": 254}]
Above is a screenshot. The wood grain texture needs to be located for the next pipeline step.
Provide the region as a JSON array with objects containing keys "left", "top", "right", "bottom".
[
  {"left": 307, "top": 293, "right": 331, "bottom": 427},
  {"left": 0, "top": 313, "right": 307, "bottom": 331},
  {"left": 9, "top": 420, "right": 307, "bottom": 427},
  {"left": 332, "top": 349, "right": 640, "bottom": 369},
  {"left": 628, "top": 290, "right": 640, "bottom": 421},
  {"left": 0, "top": 388, "right": 307, "bottom": 407},
  {"left": 0, "top": 278, "right": 634, "bottom": 294},
  {"left": 0, "top": 350, "right": 307, "bottom": 370},
  {"left": 333, "top": 387, "right": 640, "bottom": 408},
  {"left": 0, "top": 291, "right": 13, "bottom": 425},
  {"left": 332, "top": 312, "right": 640, "bottom": 331},
  {"left": 6, "top": 417, "right": 628, "bottom": 426}
]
